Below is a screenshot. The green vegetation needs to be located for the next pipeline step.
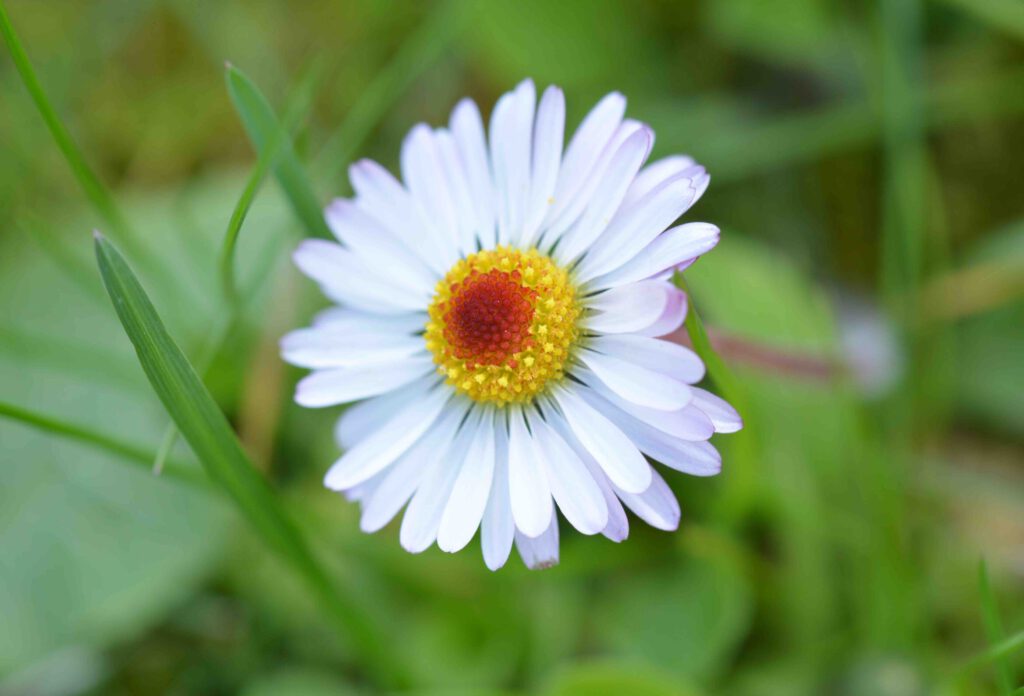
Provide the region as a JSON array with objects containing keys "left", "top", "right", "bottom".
[{"left": 1, "top": 1, "right": 1022, "bottom": 694}]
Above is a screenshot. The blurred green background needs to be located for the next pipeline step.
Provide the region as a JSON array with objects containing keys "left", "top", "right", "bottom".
[{"left": 1, "top": 0, "right": 1023, "bottom": 694}]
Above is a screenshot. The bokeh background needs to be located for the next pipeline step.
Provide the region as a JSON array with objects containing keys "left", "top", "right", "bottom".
[{"left": 2, "top": 1, "right": 1023, "bottom": 694}]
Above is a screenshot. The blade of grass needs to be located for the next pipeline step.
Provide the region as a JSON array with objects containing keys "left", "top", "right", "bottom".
[
  {"left": 0, "top": 399, "right": 207, "bottom": 488},
  {"left": 979, "top": 559, "right": 1016, "bottom": 695},
  {"left": 676, "top": 276, "right": 743, "bottom": 403},
  {"left": 0, "top": 2, "right": 151, "bottom": 268},
  {"left": 226, "top": 63, "right": 331, "bottom": 240},
  {"left": 220, "top": 57, "right": 323, "bottom": 304},
  {"left": 313, "top": 0, "right": 467, "bottom": 188},
  {"left": 93, "top": 232, "right": 403, "bottom": 687},
  {"left": 958, "top": 630, "right": 1024, "bottom": 677}
]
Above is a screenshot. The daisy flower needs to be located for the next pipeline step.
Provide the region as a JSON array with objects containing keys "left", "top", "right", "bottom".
[{"left": 282, "top": 80, "right": 741, "bottom": 570}]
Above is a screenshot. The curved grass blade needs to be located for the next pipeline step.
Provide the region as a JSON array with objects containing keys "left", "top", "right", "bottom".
[
  {"left": 226, "top": 63, "right": 331, "bottom": 240},
  {"left": 0, "top": 2, "right": 148, "bottom": 265},
  {"left": 979, "top": 559, "right": 1016, "bottom": 695},
  {"left": 0, "top": 399, "right": 207, "bottom": 489},
  {"left": 93, "top": 232, "right": 403, "bottom": 688}
]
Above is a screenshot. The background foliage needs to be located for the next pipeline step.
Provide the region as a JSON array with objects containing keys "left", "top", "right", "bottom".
[{"left": 1, "top": 0, "right": 1023, "bottom": 694}]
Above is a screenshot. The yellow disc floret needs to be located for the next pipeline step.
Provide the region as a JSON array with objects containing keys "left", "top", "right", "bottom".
[{"left": 425, "top": 247, "right": 581, "bottom": 405}]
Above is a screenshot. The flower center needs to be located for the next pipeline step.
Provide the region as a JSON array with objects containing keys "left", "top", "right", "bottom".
[{"left": 425, "top": 247, "right": 580, "bottom": 405}]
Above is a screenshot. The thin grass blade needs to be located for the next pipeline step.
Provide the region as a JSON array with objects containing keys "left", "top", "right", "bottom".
[
  {"left": 979, "top": 559, "right": 1016, "bottom": 695},
  {"left": 225, "top": 63, "right": 331, "bottom": 239},
  {"left": 0, "top": 399, "right": 207, "bottom": 488},
  {"left": 93, "top": 232, "right": 402, "bottom": 687}
]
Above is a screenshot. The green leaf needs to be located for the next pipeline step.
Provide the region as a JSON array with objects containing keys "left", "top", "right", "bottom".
[
  {"left": 591, "top": 558, "right": 752, "bottom": 682},
  {"left": 225, "top": 63, "right": 331, "bottom": 240},
  {"left": 92, "top": 233, "right": 403, "bottom": 688},
  {"left": 978, "top": 560, "right": 1016, "bottom": 695}
]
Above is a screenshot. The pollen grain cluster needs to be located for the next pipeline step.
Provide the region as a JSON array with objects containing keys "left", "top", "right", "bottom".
[{"left": 425, "top": 247, "right": 580, "bottom": 405}]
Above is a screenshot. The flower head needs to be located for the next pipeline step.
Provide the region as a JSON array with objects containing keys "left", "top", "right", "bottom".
[{"left": 282, "top": 80, "right": 741, "bottom": 570}]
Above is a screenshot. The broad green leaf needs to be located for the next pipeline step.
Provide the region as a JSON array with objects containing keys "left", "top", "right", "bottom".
[
  {"left": 591, "top": 557, "right": 752, "bottom": 682},
  {"left": 225, "top": 63, "right": 331, "bottom": 240},
  {"left": 93, "top": 233, "right": 403, "bottom": 688}
]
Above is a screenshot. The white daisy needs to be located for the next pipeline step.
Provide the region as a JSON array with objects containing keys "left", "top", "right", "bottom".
[{"left": 282, "top": 80, "right": 742, "bottom": 570}]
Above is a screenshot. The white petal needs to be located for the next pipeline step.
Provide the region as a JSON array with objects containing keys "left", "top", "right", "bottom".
[
  {"left": 530, "top": 408, "right": 608, "bottom": 535},
  {"left": 580, "top": 389, "right": 721, "bottom": 476},
  {"left": 542, "top": 119, "right": 643, "bottom": 250},
  {"left": 507, "top": 407, "right": 552, "bottom": 538},
  {"left": 281, "top": 326, "right": 425, "bottom": 369},
  {"left": 324, "top": 199, "right": 436, "bottom": 295},
  {"left": 622, "top": 155, "right": 696, "bottom": 207},
  {"left": 333, "top": 375, "right": 435, "bottom": 450},
  {"left": 521, "top": 85, "right": 564, "bottom": 247},
  {"left": 401, "top": 124, "right": 460, "bottom": 266},
  {"left": 348, "top": 159, "right": 446, "bottom": 274},
  {"left": 295, "top": 356, "right": 434, "bottom": 407},
  {"left": 437, "top": 409, "right": 497, "bottom": 552},
  {"left": 581, "top": 371, "right": 714, "bottom": 441},
  {"left": 614, "top": 467, "right": 681, "bottom": 531},
  {"left": 547, "top": 415, "right": 631, "bottom": 542},
  {"left": 584, "top": 280, "right": 677, "bottom": 334},
  {"left": 575, "top": 171, "right": 703, "bottom": 282},
  {"left": 553, "top": 126, "right": 653, "bottom": 265},
  {"left": 551, "top": 385, "right": 651, "bottom": 493},
  {"left": 490, "top": 79, "right": 536, "bottom": 246},
  {"left": 545, "top": 92, "right": 626, "bottom": 230},
  {"left": 691, "top": 387, "right": 743, "bottom": 433},
  {"left": 634, "top": 286, "right": 687, "bottom": 338},
  {"left": 312, "top": 307, "right": 426, "bottom": 334},
  {"left": 590, "top": 223, "right": 720, "bottom": 290},
  {"left": 324, "top": 385, "right": 450, "bottom": 490},
  {"left": 481, "top": 415, "right": 514, "bottom": 570},
  {"left": 515, "top": 508, "right": 559, "bottom": 570},
  {"left": 359, "top": 403, "right": 468, "bottom": 532},
  {"left": 450, "top": 99, "right": 496, "bottom": 249},
  {"left": 578, "top": 348, "right": 692, "bottom": 411},
  {"left": 588, "top": 334, "right": 705, "bottom": 384},
  {"left": 399, "top": 409, "right": 482, "bottom": 553},
  {"left": 435, "top": 129, "right": 482, "bottom": 257},
  {"left": 292, "top": 239, "right": 424, "bottom": 313}
]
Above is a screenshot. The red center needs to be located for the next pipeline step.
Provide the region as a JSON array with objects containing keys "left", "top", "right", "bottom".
[{"left": 442, "top": 269, "right": 536, "bottom": 367}]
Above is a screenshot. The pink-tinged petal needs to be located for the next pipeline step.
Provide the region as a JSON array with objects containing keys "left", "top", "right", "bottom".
[
  {"left": 590, "top": 223, "right": 720, "bottom": 290},
  {"left": 578, "top": 349, "right": 692, "bottom": 411},
  {"left": 515, "top": 508, "right": 560, "bottom": 570},
  {"left": 588, "top": 334, "right": 706, "bottom": 384},
  {"left": 584, "top": 280, "right": 678, "bottom": 334},
  {"left": 552, "top": 385, "right": 651, "bottom": 493},
  {"left": 691, "top": 387, "right": 743, "bottom": 433},
  {"left": 614, "top": 467, "right": 681, "bottom": 531}
]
